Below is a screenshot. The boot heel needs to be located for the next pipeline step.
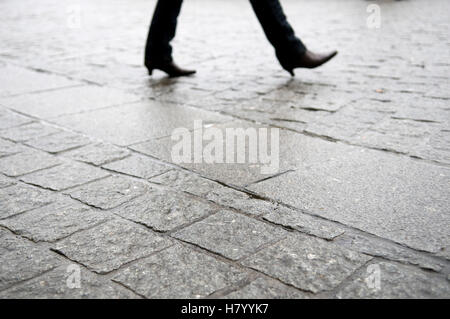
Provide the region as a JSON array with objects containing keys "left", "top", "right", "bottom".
[
  {"left": 279, "top": 60, "right": 295, "bottom": 77},
  {"left": 145, "top": 61, "right": 196, "bottom": 77}
]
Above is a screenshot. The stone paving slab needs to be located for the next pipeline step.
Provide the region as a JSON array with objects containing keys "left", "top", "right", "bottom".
[
  {"left": 206, "top": 187, "right": 281, "bottom": 217},
  {"left": 0, "top": 174, "right": 15, "bottom": 189},
  {"left": 355, "top": 117, "right": 445, "bottom": 157},
  {"left": 113, "top": 244, "right": 246, "bottom": 299},
  {"left": 249, "top": 146, "right": 450, "bottom": 254},
  {"left": 0, "top": 200, "right": 109, "bottom": 242},
  {"left": 0, "top": 64, "right": 79, "bottom": 97},
  {"left": 241, "top": 234, "right": 372, "bottom": 294},
  {"left": 0, "top": 110, "right": 33, "bottom": 129},
  {"left": 233, "top": 95, "right": 450, "bottom": 166},
  {"left": 0, "top": 183, "right": 57, "bottom": 219},
  {"left": 0, "top": 122, "right": 61, "bottom": 142},
  {"left": 436, "top": 247, "right": 450, "bottom": 262},
  {"left": 173, "top": 210, "right": 286, "bottom": 261},
  {"left": 52, "top": 100, "right": 231, "bottom": 146},
  {"left": 151, "top": 169, "right": 287, "bottom": 216},
  {"left": 334, "top": 232, "right": 445, "bottom": 273},
  {"left": 114, "top": 189, "right": 217, "bottom": 232},
  {"left": 0, "top": 265, "right": 139, "bottom": 299},
  {"left": 1, "top": 85, "right": 142, "bottom": 119},
  {"left": 63, "top": 175, "right": 150, "bottom": 210},
  {"left": 148, "top": 170, "right": 283, "bottom": 217},
  {"left": 102, "top": 154, "right": 171, "bottom": 180},
  {"left": 149, "top": 169, "right": 222, "bottom": 197},
  {"left": 24, "top": 131, "right": 91, "bottom": 154},
  {"left": 20, "top": 162, "right": 110, "bottom": 191},
  {"left": 304, "top": 100, "right": 391, "bottom": 141},
  {"left": 54, "top": 219, "right": 173, "bottom": 274},
  {"left": 133, "top": 121, "right": 344, "bottom": 186},
  {"left": 0, "top": 228, "right": 61, "bottom": 290},
  {"left": 62, "top": 142, "right": 130, "bottom": 166},
  {"left": 0, "top": 137, "right": 27, "bottom": 158},
  {"left": 264, "top": 87, "right": 360, "bottom": 112},
  {"left": 224, "top": 277, "right": 309, "bottom": 299},
  {"left": 336, "top": 262, "right": 450, "bottom": 299},
  {"left": 263, "top": 207, "right": 346, "bottom": 241}
]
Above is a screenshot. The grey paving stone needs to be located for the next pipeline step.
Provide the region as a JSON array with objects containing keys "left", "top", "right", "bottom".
[
  {"left": 0, "top": 229, "right": 60, "bottom": 290},
  {"left": 0, "top": 174, "right": 15, "bottom": 188},
  {"left": 424, "top": 86, "right": 450, "bottom": 100},
  {"left": 336, "top": 262, "right": 450, "bottom": 299},
  {"left": 206, "top": 187, "right": 280, "bottom": 216},
  {"left": 150, "top": 171, "right": 280, "bottom": 215},
  {"left": 0, "top": 111, "right": 33, "bottom": 129},
  {"left": 102, "top": 154, "right": 171, "bottom": 179},
  {"left": 129, "top": 134, "right": 174, "bottom": 161},
  {"left": 2, "top": 85, "right": 141, "bottom": 118},
  {"left": 263, "top": 207, "right": 345, "bottom": 240},
  {"left": 227, "top": 101, "right": 321, "bottom": 133},
  {"left": 133, "top": 122, "right": 344, "bottom": 186},
  {"left": 435, "top": 247, "right": 450, "bottom": 261},
  {"left": 173, "top": 210, "right": 286, "bottom": 260},
  {"left": 392, "top": 102, "right": 449, "bottom": 124},
  {"left": 0, "top": 184, "right": 55, "bottom": 219},
  {"left": 52, "top": 100, "right": 230, "bottom": 146},
  {"left": 149, "top": 169, "right": 222, "bottom": 197},
  {"left": 114, "top": 189, "right": 217, "bottom": 232},
  {"left": 63, "top": 142, "right": 130, "bottom": 166},
  {"left": 213, "top": 89, "right": 259, "bottom": 102},
  {"left": 265, "top": 88, "right": 358, "bottom": 112},
  {"left": 0, "top": 265, "right": 138, "bottom": 299},
  {"left": 63, "top": 175, "right": 150, "bottom": 209},
  {"left": 334, "top": 232, "right": 445, "bottom": 272},
  {"left": 113, "top": 245, "right": 246, "bottom": 299},
  {"left": 132, "top": 136, "right": 278, "bottom": 187},
  {"left": 159, "top": 87, "right": 218, "bottom": 105},
  {"left": 25, "top": 131, "right": 91, "bottom": 153},
  {"left": 0, "top": 122, "right": 61, "bottom": 142},
  {"left": 20, "top": 162, "right": 109, "bottom": 191},
  {"left": 305, "top": 101, "right": 389, "bottom": 141},
  {"left": 241, "top": 234, "right": 372, "bottom": 293},
  {"left": 413, "top": 136, "right": 450, "bottom": 166},
  {"left": 0, "top": 200, "right": 109, "bottom": 242},
  {"left": 0, "top": 138, "right": 26, "bottom": 158},
  {"left": 0, "top": 150, "right": 62, "bottom": 177},
  {"left": 54, "top": 219, "right": 173, "bottom": 274},
  {"left": 249, "top": 146, "right": 450, "bottom": 254},
  {"left": 354, "top": 117, "right": 442, "bottom": 156},
  {"left": 224, "top": 277, "right": 309, "bottom": 299},
  {"left": 0, "top": 64, "right": 78, "bottom": 97}
]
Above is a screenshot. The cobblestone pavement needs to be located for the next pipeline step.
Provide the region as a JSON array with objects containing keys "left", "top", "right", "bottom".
[{"left": 0, "top": 0, "right": 449, "bottom": 298}]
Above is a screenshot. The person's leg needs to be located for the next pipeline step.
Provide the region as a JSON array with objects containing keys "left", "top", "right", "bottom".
[
  {"left": 144, "top": 0, "right": 195, "bottom": 77},
  {"left": 145, "top": 0, "right": 184, "bottom": 66},
  {"left": 249, "top": 0, "right": 337, "bottom": 75},
  {"left": 249, "top": 0, "right": 306, "bottom": 65}
]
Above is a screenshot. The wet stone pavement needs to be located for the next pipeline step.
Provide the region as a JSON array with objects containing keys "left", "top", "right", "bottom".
[{"left": 0, "top": 0, "right": 449, "bottom": 298}]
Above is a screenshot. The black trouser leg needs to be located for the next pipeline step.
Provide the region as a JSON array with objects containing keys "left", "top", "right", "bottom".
[
  {"left": 249, "top": 0, "right": 306, "bottom": 67},
  {"left": 145, "top": 0, "right": 184, "bottom": 66}
]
